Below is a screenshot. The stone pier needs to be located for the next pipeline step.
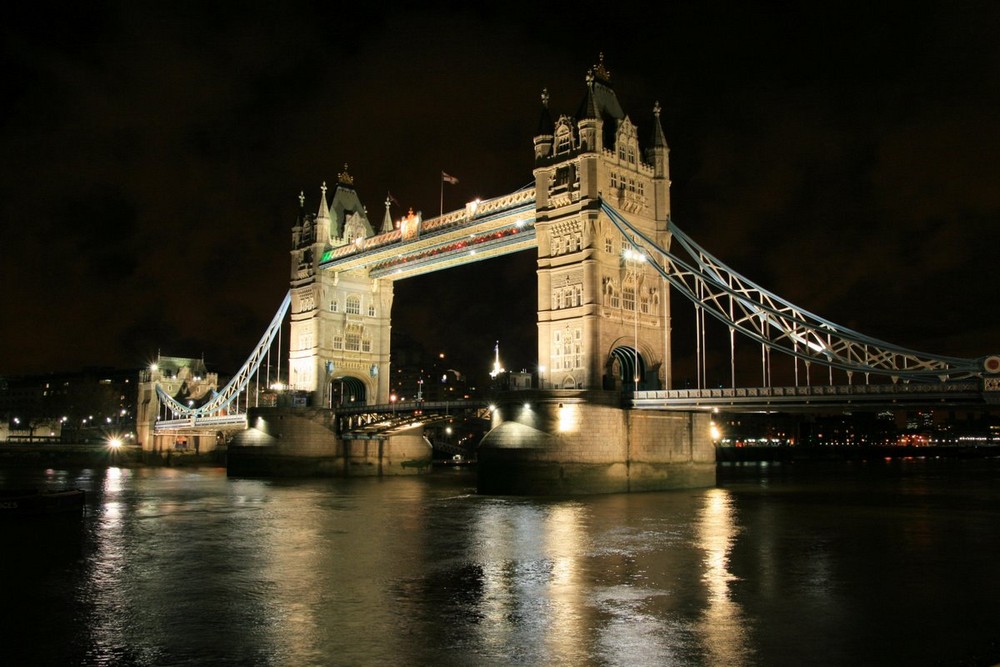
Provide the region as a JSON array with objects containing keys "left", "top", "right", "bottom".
[
  {"left": 228, "top": 407, "right": 432, "bottom": 477},
  {"left": 477, "top": 391, "right": 715, "bottom": 495}
]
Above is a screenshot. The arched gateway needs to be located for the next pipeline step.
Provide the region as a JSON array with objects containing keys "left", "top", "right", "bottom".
[{"left": 287, "top": 57, "right": 673, "bottom": 404}]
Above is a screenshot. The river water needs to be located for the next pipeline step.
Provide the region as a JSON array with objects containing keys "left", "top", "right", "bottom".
[{"left": 2, "top": 458, "right": 999, "bottom": 666}]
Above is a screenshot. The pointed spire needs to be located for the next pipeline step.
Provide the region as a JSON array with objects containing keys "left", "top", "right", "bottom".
[
  {"left": 579, "top": 68, "right": 601, "bottom": 120},
  {"left": 317, "top": 181, "right": 330, "bottom": 220},
  {"left": 381, "top": 195, "right": 395, "bottom": 234},
  {"left": 537, "top": 87, "right": 554, "bottom": 135},
  {"left": 650, "top": 101, "right": 668, "bottom": 149},
  {"left": 293, "top": 190, "right": 305, "bottom": 230}
]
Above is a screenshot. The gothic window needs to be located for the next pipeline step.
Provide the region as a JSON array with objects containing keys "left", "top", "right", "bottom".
[
  {"left": 333, "top": 335, "right": 344, "bottom": 350},
  {"left": 362, "top": 339, "right": 371, "bottom": 353},
  {"left": 556, "top": 125, "right": 573, "bottom": 154},
  {"left": 610, "top": 172, "right": 618, "bottom": 190},
  {"left": 573, "top": 329, "right": 582, "bottom": 368},
  {"left": 605, "top": 237, "right": 613, "bottom": 254},
  {"left": 561, "top": 328, "right": 573, "bottom": 369},
  {"left": 346, "top": 295, "right": 361, "bottom": 315},
  {"left": 368, "top": 304, "right": 376, "bottom": 317},
  {"left": 345, "top": 332, "right": 360, "bottom": 351},
  {"left": 618, "top": 145, "right": 626, "bottom": 161},
  {"left": 330, "top": 300, "right": 338, "bottom": 313},
  {"left": 623, "top": 283, "right": 636, "bottom": 311},
  {"left": 627, "top": 146, "right": 636, "bottom": 164},
  {"left": 640, "top": 294, "right": 650, "bottom": 314},
  {"left": 638, "top": 181, "right": 645, "bottom": 197}
]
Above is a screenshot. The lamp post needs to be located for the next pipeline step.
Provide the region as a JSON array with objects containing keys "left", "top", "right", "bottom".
[{"left": 623, "top": 246, "right": 646, "bottom": 392}]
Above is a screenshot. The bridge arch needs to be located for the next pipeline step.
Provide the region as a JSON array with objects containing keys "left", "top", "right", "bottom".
[
  {"left": 330, "top": 375, "right": 368, "bottom": 407},
  {"left": 606, "top": 343, "right": 647, "bottom": 391}
]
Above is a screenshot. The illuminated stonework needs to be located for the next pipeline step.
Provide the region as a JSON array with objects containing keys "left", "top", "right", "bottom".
[
  {"left": 533, "top": 60, "right": 673, "bottom": 391},
  {"left": 290, "top": 177, "right": 392, "bottom": 405}
]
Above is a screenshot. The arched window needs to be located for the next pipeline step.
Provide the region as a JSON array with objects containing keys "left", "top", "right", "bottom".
[
  {"left": 346, "top": 295, "right": 361, "bottom": 315},
  {"left": 368, "top": 304, "right": 376, "bottom": 317}
]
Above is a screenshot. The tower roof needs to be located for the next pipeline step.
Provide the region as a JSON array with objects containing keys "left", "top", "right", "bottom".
[
  {"left": 576, "top": 54, "right": 625, "bottom": 123},
  {"left": 328, "top": 164, "right": 373, "bottom": 239}
]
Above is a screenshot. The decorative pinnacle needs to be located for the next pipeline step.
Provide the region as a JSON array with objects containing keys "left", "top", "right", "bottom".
[
  {"left": 541, "top": 87, "right": 549, "bottom": 108},
  {"left": 338, "top": 163, "right": 354, "bottom": 186},
  {"left": 585, "top": 69, "right": 594, "bottom": 86},
  {"left": 320, "top": 181, "right": 327, "bottom": 197},
  {"left": 593, "top": 52, "right": 611, "bottom": 82},
  {"left": 298, "top": 190, "right": 305, "bottom": 207},
  {"left": 653, "top": 101, "right": 661, "bottom": 118}
]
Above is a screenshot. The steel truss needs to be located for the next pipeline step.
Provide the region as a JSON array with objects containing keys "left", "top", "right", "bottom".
[
  {"left": 601, "top": 201, "right": 991, "bottom": 383},
  {"left": 157, "top": 291, "right": 291, "bottom": 418}
]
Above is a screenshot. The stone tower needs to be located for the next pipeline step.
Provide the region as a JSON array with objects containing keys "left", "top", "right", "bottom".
[
  {"left": 288, "top": 167, "right": 393, "bottom": 406},
  {"left": 533, "top": 56, "right": 673, "bottom": 391}
]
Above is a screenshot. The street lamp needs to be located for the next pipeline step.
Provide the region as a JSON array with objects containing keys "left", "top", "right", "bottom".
[{"left": 623, "top": 246, "right": 646, "bottom": 392}]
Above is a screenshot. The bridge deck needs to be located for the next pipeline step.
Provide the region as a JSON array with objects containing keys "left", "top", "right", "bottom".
[{"left": 632, "top": 382, "right": 988, "bottom": 411}]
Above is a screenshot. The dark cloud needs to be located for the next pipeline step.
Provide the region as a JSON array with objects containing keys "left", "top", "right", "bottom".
[{"left": 1, "top": 1, "right": 998, "bottom": 382}]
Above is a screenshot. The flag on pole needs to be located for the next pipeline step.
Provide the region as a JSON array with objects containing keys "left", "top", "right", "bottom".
[
  {"left": 442, "top": 171, "right": 459, "bottom": 185},
  {"left": 387, "top": 191, "right": 399, "bottom": 206}
]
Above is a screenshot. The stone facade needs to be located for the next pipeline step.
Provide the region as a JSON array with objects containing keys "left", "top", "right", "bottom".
[
  {"left": 289, "top": 170, "right": 393, "bottom": 406},
  {"left": 229, "top": 407, "right": 432, "bottom": 477}
]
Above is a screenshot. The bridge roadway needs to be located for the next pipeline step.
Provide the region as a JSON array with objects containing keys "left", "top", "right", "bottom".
[
  {"left": 631, "top": 381, "right": 997, "bottom": 411},
  {"left": 335, "top": 399, "right": 491, "bottom": 439}
]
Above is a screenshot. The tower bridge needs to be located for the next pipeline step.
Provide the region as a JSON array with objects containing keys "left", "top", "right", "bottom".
[{"left": 142, "top": 57, "right": 999, "bottom": 492}]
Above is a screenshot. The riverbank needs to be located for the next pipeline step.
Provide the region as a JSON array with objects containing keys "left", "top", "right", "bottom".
[
  {"left": 0, "top": 444, "right": 224, "bottom": 467},
  {"left": 717, "top": 444, "right": 1000, "bottom": 463}
]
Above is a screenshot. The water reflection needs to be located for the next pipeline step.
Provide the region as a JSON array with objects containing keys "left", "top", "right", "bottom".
[
  {"left": 5, "top": 463, "right": 1000, "bottom": 666},
  {"left": 695, "top": 488, "right": 751, "bottom": 666},
  {"left": 468, "top": 501, "right": 591, "bottom": 664}
]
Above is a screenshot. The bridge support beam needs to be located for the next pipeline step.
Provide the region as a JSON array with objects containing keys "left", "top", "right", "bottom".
[
  {"left": 477, "top": 391, "right": 716, "bottom": 495},
  {"left": 228, "top": 407, "right": 432, "bottom": 477}
]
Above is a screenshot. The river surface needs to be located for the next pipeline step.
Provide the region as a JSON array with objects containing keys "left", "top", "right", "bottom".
[{"left": 2, "top": 459, "right": 999, "bottom": 666}]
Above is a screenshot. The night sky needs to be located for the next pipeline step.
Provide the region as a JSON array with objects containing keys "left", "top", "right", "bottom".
[{"left": 2, "top": 1, "right": 998, "bottom": 386}]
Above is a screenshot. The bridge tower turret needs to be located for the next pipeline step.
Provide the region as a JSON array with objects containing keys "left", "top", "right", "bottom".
[
  {"left": 532, "top": 55, "right": 673, "bottom": 391},
  {"left": 288, "top": 167, "right": 393, "bottom": 406}
]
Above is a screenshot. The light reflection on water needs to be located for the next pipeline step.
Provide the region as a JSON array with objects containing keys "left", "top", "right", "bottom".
[{"left": 2, "top": 460, "right": 1000, "bottom": 666}]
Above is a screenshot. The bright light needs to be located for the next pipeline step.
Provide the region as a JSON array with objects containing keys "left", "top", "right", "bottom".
[
  {"left": 623, "top": 247, "right": 646, "bottom": 262},
  {"left": 523, "top": 402, "right": 531, "bottom": 410},
  {"left": 445, "top": 426, "right": 453, "bottom": 435},
  {"left": 710, "top": 422, "right": 722, "bottom": 442},
  {"left": 108, "top": 437, "right": 123, "bottom": 449},
  {"left": 150, "top": 363, "right": 158, "bottom": 371}
]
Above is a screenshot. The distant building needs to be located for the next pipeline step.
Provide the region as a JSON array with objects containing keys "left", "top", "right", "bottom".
[{"left": 0, "top": 367, "right": 139, "bottom": 442}]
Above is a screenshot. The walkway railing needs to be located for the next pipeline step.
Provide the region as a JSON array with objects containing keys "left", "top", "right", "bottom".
[{"left": 631, "top": 381, "right": 985, "bottom": 410}]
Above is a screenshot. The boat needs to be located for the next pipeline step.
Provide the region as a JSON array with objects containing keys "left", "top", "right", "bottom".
[{"left": 0, "top": 489, "right": 86, "bottom": 518}]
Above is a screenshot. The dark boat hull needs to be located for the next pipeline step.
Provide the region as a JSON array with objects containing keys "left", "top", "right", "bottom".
[{"left": 0, "top": 489, "right": 86, "bottom": 517}]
